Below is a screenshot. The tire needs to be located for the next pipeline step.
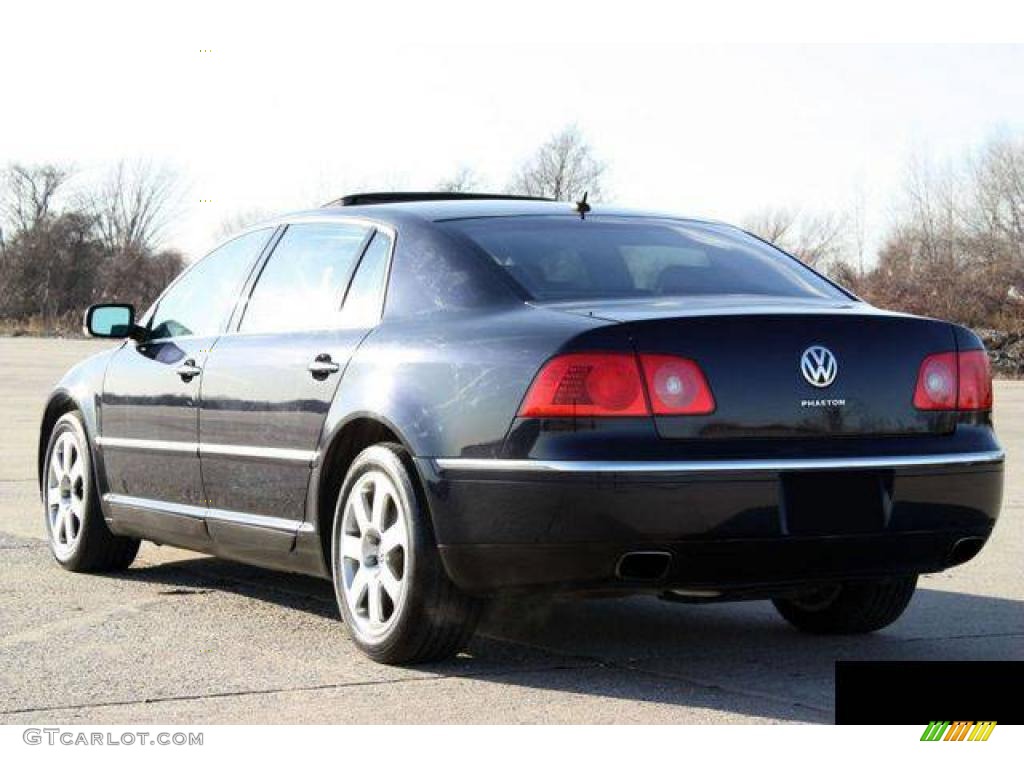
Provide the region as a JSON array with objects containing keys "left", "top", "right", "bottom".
[
  {"left": 331, "top": 443, "right": 481, "bottom": 664},
  {"left": 772, "top": 575, "right": 918, "bottom": 634},
  {"left": 42, "top": 412, "right": 140, "bottom": 572}
]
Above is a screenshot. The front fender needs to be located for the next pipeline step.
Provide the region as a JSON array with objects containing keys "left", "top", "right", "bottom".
[{"left": 38, "top": 345, "right": 120, "bottom": 495}]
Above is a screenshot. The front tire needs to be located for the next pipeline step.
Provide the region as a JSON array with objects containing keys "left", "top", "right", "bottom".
[
  {"left": 772, "top": 575, "right": 918, "bottom": 634},
  {"left": 43, "top": 412, "right": 139, "bottom": 572},
  {"left": 331, "top": 443, "right": 481, "bottom": 664}
]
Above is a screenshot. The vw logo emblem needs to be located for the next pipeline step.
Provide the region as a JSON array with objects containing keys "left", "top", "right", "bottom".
[{"left": 800, "top": 345, "right": 838, "bottom": 388}]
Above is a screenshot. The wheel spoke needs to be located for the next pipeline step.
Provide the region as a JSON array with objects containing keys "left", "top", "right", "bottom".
[
  {"left": 380, "top": 566, "right": 402, "bottom": 602},
  {"left": 379, "top": 523, "right": 406, "bottom": 556},
  {"left": 47, "top": 485, "right": 62, "bottom": 508},
  {"left": 367, "top": 580, "right": 385, "bottom": 623},
  {"left": 62, "top": 435, "right": 74, "bottom": 473},
  {"left": 54, "top": 438, "right": 66, "bottom": 475},
  {"left": 347, "top": 566, "right": 369, "bottom": 614},
  {"left": 69, "top": 455, "right": 83, "bottom": 486},
  {"left": 54, "top": 507, "right": 68, "bottom": 543},
  {"left": 341, "top": 533, "right": 362, "bottom": 562},
  {"left": 67, "top": 506, "right": 81, "bottom": 539},
  {"left": 350, "top": 491, "right": 372, "bottom": 534},
  {"left": 371, "top": 482, "right": 389, "bottom": 528}
]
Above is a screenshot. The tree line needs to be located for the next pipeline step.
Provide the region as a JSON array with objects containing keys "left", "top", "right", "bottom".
[
  {"left": 0, "top": 161, "right": 185, "bottom": 333},
  {"left": 2, "top": 126, "right": 1021, "bottom": 339},
  {"left": 742, "top": 135, "right": 1024, "bottom": 336}
]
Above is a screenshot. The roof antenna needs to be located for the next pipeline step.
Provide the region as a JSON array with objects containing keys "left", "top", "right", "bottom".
[{"left": 575, "top": 191, "right": 591, "bottom": 220}]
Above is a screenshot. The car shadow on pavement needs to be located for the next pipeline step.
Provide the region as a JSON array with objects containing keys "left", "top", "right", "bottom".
[{"left": 111, "top": 554, "right": 1024, "bottom": 724}]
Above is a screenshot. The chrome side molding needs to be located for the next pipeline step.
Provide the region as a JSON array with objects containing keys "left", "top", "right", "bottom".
[
  {"left": 96, "top": 436, "right": 197, "bottom": 454},
  {"left": 433, "top": 451, "right": 1005, "bottom": 474},
  {"left": 96, "top": 436, "right": 318, "bottom": 465},
  {"left": 104, "top": 493, "right": 315, "bottom": 534},
  {"left": 202, "top": 443, "right": 319, "bottom": 464}
]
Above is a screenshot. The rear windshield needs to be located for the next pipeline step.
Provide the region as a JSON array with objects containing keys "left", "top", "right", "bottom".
[{"left": 442, "top": 216, "right": 847, "bottom": 302}]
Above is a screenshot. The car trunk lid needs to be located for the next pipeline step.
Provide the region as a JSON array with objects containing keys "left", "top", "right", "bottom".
[{"left": 544, "top": 298, "right": 958, "bottom": 439}]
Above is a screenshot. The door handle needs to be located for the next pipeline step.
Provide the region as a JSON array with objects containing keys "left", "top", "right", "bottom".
[
  {"left": 176, "top": 359, "right": 202, "bottom": 382},
  {"left": 308, "top": 353, "right": 341, "bottom": 379}
]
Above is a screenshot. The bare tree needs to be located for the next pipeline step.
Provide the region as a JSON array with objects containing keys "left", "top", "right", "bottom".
[
  {"left": 743, "top": 207, "right": 797, "bottom": 246},
  {"left": 435, "top": 167, "right": 483, "bottom": 193},
  {"left": 743, "top": 206, "right": 848, "bottom": 268},
  {"left": 82, "top": 160, "right": 182, "bottom": 254},
  {"left": 969, "top": 134, "right": 1024, "bottom": 261},
  {"left": 216, "top": 207, "right": 275, "bottom": 240},
  {"left": 1, "top": 163, "right": 70, "bottom": 235},
  {"left": 508, "top": 124, "right": 606, "bottom": 201},
  {"left": 793, "top": 211, "right": 849, "bottom": 267},
  {"left": 853, "top": 137, "right": 1024, "bottom": 331}
]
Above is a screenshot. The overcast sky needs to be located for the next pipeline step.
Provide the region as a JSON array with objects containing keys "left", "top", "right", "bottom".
[{"left": 3, "top": 3, "right": 1023, "bottom": 260}]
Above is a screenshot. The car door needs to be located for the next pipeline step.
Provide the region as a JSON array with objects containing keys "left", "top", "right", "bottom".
[
  {"left": 99, "top": 228, "right": 274, "bottom": 548},
  {"left": 198, "top": 221, "right": 394, "bottom": 556}
]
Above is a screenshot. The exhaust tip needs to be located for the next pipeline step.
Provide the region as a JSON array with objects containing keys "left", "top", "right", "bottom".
[
  {"left": 947, "top": 537, "right": 986, "bottom": 567},
  {"left": 616, "top": 551, "right": 672, "bottom": 582}
]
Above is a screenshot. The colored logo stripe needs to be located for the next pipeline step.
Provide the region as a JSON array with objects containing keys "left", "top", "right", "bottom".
[
  {"left": 944, "top": 722, "right": 972, "bottom": 741},
  {"left": 969, "top": 722, "right": 997, "bottom": 741},
  {"left": 920, "top": 721, "right": 996, "bottom": 741}
]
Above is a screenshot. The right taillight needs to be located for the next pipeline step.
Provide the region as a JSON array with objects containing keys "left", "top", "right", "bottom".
[
  {"left": 518, "top": 351, "right": 714, "bottom": 418},
  {"left": 914, "top": 350, "right": 992, "bottom": 411},
  {"left": 639, "top": 354, "right": 716, "bottom": 415}
]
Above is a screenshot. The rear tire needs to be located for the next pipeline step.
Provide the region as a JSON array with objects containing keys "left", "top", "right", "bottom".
[
  {"left": 43, "top": 412, "right": 140, "bottom": 572},
  {"left": 772, "top": 575, "right": 918, "bottom": 634},
  {"left": 331, "top": 443, "right": 481, "bottom": 664}
]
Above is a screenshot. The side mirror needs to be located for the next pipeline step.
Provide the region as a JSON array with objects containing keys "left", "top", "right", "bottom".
[{"left": 84, "top": 304, "right": 142, "bottom": 340}]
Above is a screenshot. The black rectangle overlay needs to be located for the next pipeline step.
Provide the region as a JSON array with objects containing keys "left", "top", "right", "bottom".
[{"left": 836, "top": 661, "right": 1024, "bottom": 724}]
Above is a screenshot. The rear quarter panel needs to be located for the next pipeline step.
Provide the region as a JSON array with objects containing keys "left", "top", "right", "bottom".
[{"left": 319, "top": 305, "right": 614, "bottom": 459}]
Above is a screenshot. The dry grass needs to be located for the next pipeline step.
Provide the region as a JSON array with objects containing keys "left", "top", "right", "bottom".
[{"left": 0, "top": 314, "right": 83, "bottom": 338}]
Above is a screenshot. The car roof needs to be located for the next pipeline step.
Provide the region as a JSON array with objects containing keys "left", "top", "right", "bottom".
[{"left": 261, "top": 198, "right": 725, "bottom": 230}]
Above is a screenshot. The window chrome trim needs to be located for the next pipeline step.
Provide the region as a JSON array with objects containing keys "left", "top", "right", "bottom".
[
  {"left": 96, "top": 437, "right": 318, "bottom": 464},
  {"left": 432, "top": 451, "right": 1005, "bottom": 474},
  {"left": 104, "top": 493, "right": 314, "bottom": 534}
]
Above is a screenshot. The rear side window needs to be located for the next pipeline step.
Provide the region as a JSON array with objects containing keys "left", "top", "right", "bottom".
[
  {"left": 442, "top": 217, "right": 846, "bottom": 302},
  {"left": 240, "top": 222, "right": 369, "bottom": 333},
  {"left": 340, "top": 231, "right": 392, "bottom": 327},
  {"left": 149, "top": 228, "right": 272, "bottom": 340}
]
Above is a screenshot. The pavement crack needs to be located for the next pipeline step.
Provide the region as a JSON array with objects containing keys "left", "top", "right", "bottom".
[
  {"left": 0, "top": 661, "right": 603, "bottom": 717},
  {"left": 477, "top": 631, "right": 831, "bottom": 717},
  {"left": 898, "top": 630, "right": 1024, "bottom": 642},
  {"left": 0, "top": 596, "right": 168, "bottom": 649}
]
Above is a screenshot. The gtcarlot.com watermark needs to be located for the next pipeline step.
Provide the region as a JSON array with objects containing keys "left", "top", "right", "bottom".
[{"left": 23, "top": 728, "right": 203, "bottom": 746}]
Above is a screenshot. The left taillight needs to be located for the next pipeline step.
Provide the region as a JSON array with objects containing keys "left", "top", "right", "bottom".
[
  {"left": 518, "top": 352, "right": 714, "bottom": 418},
  {"left": 957, "top": 350, "right": 993, "bottom": 410},
  {"left": 913, "top": 349, "right": 992, "bottom": 411},
  {"left": 518, "top": 352, "right": 647, "bottom": 417}
]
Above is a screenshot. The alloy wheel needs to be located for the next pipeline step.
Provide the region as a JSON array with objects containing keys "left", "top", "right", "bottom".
[
  {"left": 47, "top": 430, "right": 86, "bottom": 558},
  {"left": 339, "top": 470, "right": 409, "bottom": 637}
]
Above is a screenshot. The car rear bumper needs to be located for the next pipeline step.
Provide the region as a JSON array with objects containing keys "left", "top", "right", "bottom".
[{"left": 416, "top": 450, "right": 1004, "bottom": 594}]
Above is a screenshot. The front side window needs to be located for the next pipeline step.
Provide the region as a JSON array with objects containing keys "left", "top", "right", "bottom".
[
  {"left": 442, "top": 216, "right": 848, "bottom": 302},
  {"left": 240, "top": 222, "right": 369, "bottom": 333},
  {"left": 148, "top": 228, "right": 272, "bottom": 340}
]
